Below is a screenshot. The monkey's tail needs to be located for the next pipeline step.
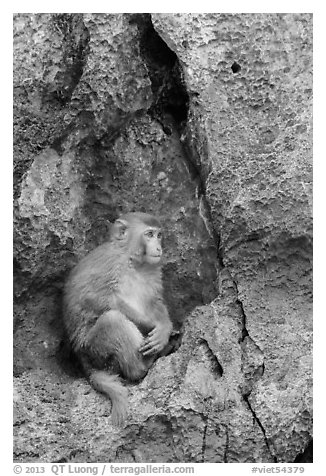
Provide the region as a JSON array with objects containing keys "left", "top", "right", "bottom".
[{"left": 90, "top": 370, "right": 128, "bottom": 426}]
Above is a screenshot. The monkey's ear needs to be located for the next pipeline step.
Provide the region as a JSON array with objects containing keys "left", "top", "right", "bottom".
[{"left": 112, "top": 219, "right": 129, "bottom": 241}]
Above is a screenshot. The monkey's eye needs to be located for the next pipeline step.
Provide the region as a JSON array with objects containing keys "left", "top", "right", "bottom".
[
  {"left": 157, "top": 231, "right": 162, "bottom": 239},
  {"left": 145, "top": 230, "right": 154, "bottom": 239}
]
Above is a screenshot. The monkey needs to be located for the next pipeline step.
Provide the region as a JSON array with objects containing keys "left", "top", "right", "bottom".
[{"left": 63, "top": 212, "right": 173, "bottom": 426}]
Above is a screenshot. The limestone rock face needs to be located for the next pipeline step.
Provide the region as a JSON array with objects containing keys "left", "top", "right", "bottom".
[
  {"left": 152, "top": 13, "right": 313, "bottom": 463},
  {"left": 14, "top": 13, "right": 312, "bottom": 463}
]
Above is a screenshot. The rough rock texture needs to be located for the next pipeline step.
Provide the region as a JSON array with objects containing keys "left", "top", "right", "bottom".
[
  {"left": 153, "top": 13, "right": 313, "bottom": 462},
  {"left": 14, "top": 13, "right": 312, "bottom": 463}
]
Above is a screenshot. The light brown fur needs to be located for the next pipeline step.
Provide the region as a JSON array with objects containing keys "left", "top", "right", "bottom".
[{"left": 63, "top": 212, "right": 173, "bottom": 425}]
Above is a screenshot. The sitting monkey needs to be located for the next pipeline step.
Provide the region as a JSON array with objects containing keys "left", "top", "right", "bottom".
[{"left": 63, "top": 212, "right": 173, "bottom": 425}]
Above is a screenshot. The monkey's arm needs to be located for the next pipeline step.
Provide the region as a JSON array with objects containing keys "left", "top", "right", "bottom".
[
  {"left": 139, "top": 300, "right": 173, "bottom": 356},
  {"left": 116, "top": 298, "right": 153, "bottom": 331}
]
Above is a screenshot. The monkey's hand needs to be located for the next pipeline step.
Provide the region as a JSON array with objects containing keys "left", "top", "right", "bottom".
[{"left": 139, "top": 323, "right": 172, "bottom": 356}]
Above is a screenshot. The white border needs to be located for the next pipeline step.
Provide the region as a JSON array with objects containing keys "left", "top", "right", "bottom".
[{"left": 5, "top": 3, "right": 325, "bottom": 473}]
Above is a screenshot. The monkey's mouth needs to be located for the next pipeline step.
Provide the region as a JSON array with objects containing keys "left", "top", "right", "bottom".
[{"left": 148, "top": 254, "right": 162, "bottom": 261}]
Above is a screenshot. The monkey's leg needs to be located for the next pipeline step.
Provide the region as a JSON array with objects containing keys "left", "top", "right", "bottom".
[{"left": 86, "top": 310, "right": 153, "bottom": 382}]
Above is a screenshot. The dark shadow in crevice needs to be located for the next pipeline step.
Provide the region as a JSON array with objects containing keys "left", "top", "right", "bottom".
[
  {"left": 198, "top": 338, "right": 224, "bottom": 377},
  {"left": 243, "top": 395, "right": 278, "bottom": 463},
  {"left": 129, "top": 14, "right": 189, "bottom": 128},
  {"left": 294, "top": 439, "right": 313, "bottom": 463}
]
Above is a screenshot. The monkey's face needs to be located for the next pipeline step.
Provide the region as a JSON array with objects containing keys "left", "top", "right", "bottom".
[
  {"left": 142, "top": 227, "right": 163, "bottom": 265},
  {"left": 111, "top": 215, "right": 163, "bottom": 267}
]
